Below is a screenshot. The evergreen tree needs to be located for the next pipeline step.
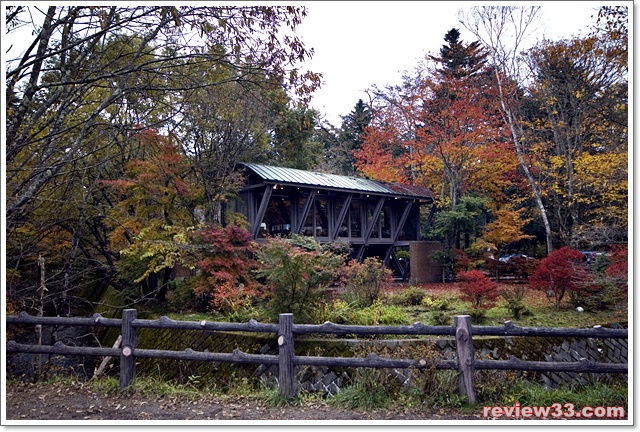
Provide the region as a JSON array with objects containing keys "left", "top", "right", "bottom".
[{"left": 430, "top": 28, "right": 488, "bottom": 79}]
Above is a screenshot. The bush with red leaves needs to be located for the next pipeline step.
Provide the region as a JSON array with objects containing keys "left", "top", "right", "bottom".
[
  {"left": 606, "top": 244, "right": 628, "bottom": 289},
  {"left": 457, "top": 269, "right": 499, "bottom": 309},
  {"left": 191, "top": 224, "right": 262, "bottom": 313},
  {"left": 529, "top": 246, "right": 592, "bottom": 310}
]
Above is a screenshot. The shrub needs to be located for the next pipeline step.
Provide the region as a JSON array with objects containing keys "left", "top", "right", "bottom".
[
  {"left": 166, "top": 278, "right": 196, "bottom": 311},
  {"left": 421, "top": 295, "right": 451, "bottom": 311},
  {"left": 592, "top": 253, "right": 610, "bottom": 275},
  {"left": 457, "top": 269, "right": 499, "bottom": 310},
  {"left": 606, "top": 244, "right": 628, "bottom": 289},
  {"left": 348, "top": 301, "right": 409, "bottom": 326},
  {"left": 397, "top": 285, "right": 427, "bottom": 306},
  {"left": 428, "top": 310, "right": 451, "bottom": 326},
  {"left": 500, "top": 285, "right": 529, "bottom": 319},
  {"left": 255, "top": 235, "right": 345, "bottom": 322},
  {"left": 190, "top": 224, "right": 261, "bottom": 313},
  {"left": 530, "top": 246, "right": 592, "bottom": 311},
  {"left": 570, "top": 277, "right": 625, "bottom": 311},
  {"left": 340, "top": 257, "right": 393, "bottom": 308}
]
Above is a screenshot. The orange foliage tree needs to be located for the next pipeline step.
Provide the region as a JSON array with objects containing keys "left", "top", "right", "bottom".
[{"left": 355, "top": 29, "right": 518, "bottom": 209}]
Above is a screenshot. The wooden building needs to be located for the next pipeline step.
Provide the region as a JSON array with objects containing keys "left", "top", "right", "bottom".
[{"left": 231, "top": 163, "right": 436, "bottom": 279}]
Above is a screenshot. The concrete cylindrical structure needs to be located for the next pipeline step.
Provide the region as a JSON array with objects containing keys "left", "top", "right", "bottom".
[{"left": 409, "top": 241, "right": 444, "bottom": 284}]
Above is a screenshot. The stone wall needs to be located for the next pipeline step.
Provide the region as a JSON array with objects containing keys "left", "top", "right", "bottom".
[{"left": 109, "top": 327, "right": 627, "bottom": 394}]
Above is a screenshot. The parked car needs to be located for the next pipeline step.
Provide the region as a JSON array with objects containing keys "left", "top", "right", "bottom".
[
  {"left": 498, "top": 254, "right": 534, "bottom": 263},
  {"left": 580, "top": 250, "right": 607, "bottom": 266}
]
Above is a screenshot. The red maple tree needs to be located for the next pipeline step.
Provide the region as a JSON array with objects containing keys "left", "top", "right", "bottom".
[
  {"left": 530, "top": 246, "right": 592, "bottom": 310},
  {"left": 457, "top": 269, "right": 499, "bottom": 309}
]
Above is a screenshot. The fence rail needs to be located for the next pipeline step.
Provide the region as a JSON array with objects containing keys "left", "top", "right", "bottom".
[{"left": 6, "top": 309, "right": 628, "bottom": 403}]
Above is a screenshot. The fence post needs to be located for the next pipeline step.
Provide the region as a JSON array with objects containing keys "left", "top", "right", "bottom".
[
  {"left": 119, "top": 309, "right": 137, "bottom": 389},
  {"left": 455, "top": 315, "right": 477, "bottom": 403},
  {"left": 278, "top": 313, "right": 297, "bottom": 400}
]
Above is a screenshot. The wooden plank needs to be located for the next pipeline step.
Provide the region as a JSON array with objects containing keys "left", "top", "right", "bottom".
[
  {"left": 93, "top": 335, "right": 122, "bottom": 379},
  {"left": 119, "top": 309, "right": 138, "bottom": 389},
  {"left": 278, "top": 313, "right": 297, "bottom": 400},
  {"left": 455, "top": 315, "right": 477, "bottom": 403}
]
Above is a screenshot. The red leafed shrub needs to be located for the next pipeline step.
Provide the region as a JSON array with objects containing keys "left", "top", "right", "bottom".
[
  {"left": 191, "top": 224, "right": 262, "bottom": 312},
  {"left": 529, "top": 246, "right": 592, "bottom": 310},
  {"left": 606, "top": 244, "right": 628, "bottom": 289},
  {"left": 457, "top": 269, "right": 499, "bottom": 309}
]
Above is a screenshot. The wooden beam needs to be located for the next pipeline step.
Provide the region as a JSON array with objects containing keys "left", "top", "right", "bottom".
[
  {"left": 426, "top": 203, "right": 437, "bottom": 225},
  {"left": 294, "top": 189, "right": 316, "bottom": 234},
  {"left": 363, "top": 197, "right": 385, "bottom": 245},
  {"left": 393, "top": 200, "right": 413, "bottom": 243},
  {"left": 382, "top": 245, "right": 394, "bottom": 268},
  {"left": 252, "top": 185, "right": 273, "bottom": 238},
  {"left": 391, "top": 249, "right": 408, "bottom": 281},
  {"left": 331, "top": 194, "right": 353, "bottom": 240}
]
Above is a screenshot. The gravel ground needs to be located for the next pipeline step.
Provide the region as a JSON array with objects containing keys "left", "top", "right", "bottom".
[{"left": 4, "top": 380, "right": 485, "bottom": 423}]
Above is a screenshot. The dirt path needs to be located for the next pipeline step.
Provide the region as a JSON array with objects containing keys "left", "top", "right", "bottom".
[{"left": 4, "top": 381, "right": 482, "bottom": 422}]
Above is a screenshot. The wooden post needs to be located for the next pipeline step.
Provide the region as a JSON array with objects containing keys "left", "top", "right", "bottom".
[
  {"left": 36, "top": 255, "right": 47, "bottom": 379},
  {"left": 455, "top": 315, "right": 477, "bottom": 403},
  {"left": 278, "top": 313, "right": 297, "bottom": 400},
  {"left": 120, "top": 309, "right": 137, "bottom": 389}
]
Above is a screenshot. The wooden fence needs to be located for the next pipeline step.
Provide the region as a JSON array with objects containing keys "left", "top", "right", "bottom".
[{"left": 6, "top": 309, "right": 628, "bottom": 403}]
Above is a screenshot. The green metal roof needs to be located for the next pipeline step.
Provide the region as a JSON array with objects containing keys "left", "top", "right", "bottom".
[{"left": 238, "top": 163, "right": 434, "bottom": 201}]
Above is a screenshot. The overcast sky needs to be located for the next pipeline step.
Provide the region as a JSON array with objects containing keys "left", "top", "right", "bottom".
[{"left": 295, "top": 1, "right": 603, "bottom": 126}]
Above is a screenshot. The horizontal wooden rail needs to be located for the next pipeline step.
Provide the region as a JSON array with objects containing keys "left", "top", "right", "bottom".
[
  {"left": 292, "top": 321, "right": 455, "bottom": 336},
  {"left": 7, "top": 340, "right": 120, "bottom": 357},
  {"left": 471, "top": 321, "right": 628, "bottom": 339},
  {"left": 6, "top": 312, "right": 121, "bottom": 328},
  {"left": 474, "top": 357, "right": 628, "bottom": 374},
  {"left": 6, "top": 309, "right": 628, "bottom": 403},
  {"left": 132, "top": 317, "right": 278, "bottom": 333}
]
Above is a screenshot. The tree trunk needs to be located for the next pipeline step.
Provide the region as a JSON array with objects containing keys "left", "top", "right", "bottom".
[{"left": 495, "top": 70, "right": 553, "bottom": 254}]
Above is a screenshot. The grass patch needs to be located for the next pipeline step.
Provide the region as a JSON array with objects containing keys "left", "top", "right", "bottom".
[{"left": 503, "top": 381, "right": 628, "bottom": 411}]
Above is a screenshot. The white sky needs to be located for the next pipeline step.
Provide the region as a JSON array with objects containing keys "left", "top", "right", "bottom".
[{"left": 295, "top": 1, "right": 604, "bottom": 126}]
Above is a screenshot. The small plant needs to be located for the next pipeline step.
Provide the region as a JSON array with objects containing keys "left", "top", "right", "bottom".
[
  {"left": 421, "top": 295, "right": 451, "bottom": 311},
  {"left": 348, "top": 300, "right": 409, "bottom": 326},
  {"left": 166, "top": 278, "right": 196, "bottom": 311},
  {"left": 428, "top": 310, "right": 451, "bottom": 326},
  {"left": 500, "top": 285, "right": 528, "bottom": 319},
  {"left": 330, "top": 377, "right": 393, "bottom": 410},
  {"left": 398, "top": 285, "right": 427, "bottom": 306},
  {"left": 340, "top": 257, "right": 393, "bottom": 308}
]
